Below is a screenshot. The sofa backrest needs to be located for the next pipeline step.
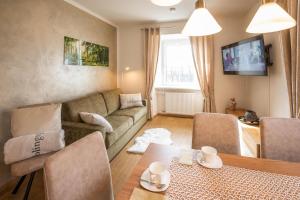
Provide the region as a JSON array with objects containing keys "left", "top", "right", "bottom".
[
  {"left": 101, "top": 89, "right": 121, "bottom": 115},
  {"left": 62, "top": 93, "right": 108, "bottom": 122}
]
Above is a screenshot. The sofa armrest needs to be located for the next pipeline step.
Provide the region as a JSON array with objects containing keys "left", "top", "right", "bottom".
[
  {"left": 62, "top": 121, "right": 106, "bottom": 145},
  {"left": 142, "top": 99, "right": 148, "bottom": 107}
]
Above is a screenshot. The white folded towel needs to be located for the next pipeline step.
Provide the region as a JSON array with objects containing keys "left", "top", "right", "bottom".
[
  {"left": 4, "top": 130, "right": 65, "bottom": 165},
  {"left": 127, "top": 128, "right": 173, "bottom": 154}
]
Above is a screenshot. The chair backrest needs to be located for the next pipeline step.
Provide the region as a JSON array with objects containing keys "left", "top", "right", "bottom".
[
  {"left": 11, "top": 103, "right": 62, "bottom": 137},
  {"left": 43, "top": 132, "right": 114, "bottom": 200},
  {"left": 260, "top": 118, "right": 300, "bottom": 162},
  {"left": 192, "top": 113, "right": 241, "bottom": 155}
]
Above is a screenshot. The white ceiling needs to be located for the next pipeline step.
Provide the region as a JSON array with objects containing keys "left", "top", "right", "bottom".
[{"left": 67, "top": 0, "right": 259, "bottom": 26}]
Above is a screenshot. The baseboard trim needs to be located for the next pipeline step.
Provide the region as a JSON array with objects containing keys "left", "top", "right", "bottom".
[{"left": 158, "top": 113, "right": 194, "bottom": 118}]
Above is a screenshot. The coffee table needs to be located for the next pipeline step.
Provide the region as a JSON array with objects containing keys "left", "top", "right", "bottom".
[{"left": 116, "top": 144, "right": 300, "bottom": 200}]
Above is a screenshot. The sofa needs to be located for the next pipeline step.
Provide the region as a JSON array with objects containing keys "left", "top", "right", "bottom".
[{"left": 61, "top": 89, "right": 148, "bottom": 161}]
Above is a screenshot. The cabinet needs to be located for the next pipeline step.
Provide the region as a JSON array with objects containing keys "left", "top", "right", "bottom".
[{"left": 225, "top": 108, "right": 261, "bottom": 158}]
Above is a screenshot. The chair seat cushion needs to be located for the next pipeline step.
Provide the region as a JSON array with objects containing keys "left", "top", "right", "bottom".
[
  {"left": 112, "top": 106, "right": 147, "bottom": 123},
  {"left": 105, "top": 116, "right": 133, "bottom": 147},
  {"left": 11, "top": 152, "right": 55, "bottom": 177}
]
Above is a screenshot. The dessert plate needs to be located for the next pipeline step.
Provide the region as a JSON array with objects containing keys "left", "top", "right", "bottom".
[{"left": 140, "top": 168, "right": 170, "bottom": 192}]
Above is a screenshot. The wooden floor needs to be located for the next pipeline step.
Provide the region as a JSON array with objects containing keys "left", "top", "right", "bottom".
[{"left": 0, "top": 116, "right": 193, "bottom": 200}]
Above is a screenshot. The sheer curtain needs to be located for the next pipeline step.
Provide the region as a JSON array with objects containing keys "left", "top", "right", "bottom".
[
  {"left": 279, "top": 0, "right": 300, "bottom": 118},
  {"left": 190, "top": 36, "right": 216, "bottom": 113},
  {"left": 156, "top": 35, "right": 199, "bottom": 89},
  {"left": 144, "top": 27, "right": 160, "bottom": 119}
]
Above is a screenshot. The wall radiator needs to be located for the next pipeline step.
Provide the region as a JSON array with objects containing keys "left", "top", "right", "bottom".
[{"left": 157, "top": 91, "right": 203, "bottom": 115}]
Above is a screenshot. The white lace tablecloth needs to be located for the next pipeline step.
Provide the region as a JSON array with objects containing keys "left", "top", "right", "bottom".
[{"left": 166, "top": 160, "right": 300, "bottom": 200}]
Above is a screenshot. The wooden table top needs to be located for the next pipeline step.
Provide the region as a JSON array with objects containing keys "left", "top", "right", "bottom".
[{"left": 116, "top": 144, "right": 300, "bottom": 200}]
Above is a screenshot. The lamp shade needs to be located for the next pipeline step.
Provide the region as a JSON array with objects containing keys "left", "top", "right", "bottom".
[
  {"left": 151, "top": 0, "right": 182, "bottom": 6},
  {"left": 182, "top": 8, "right": 222, "bottom": 36},
  {"left": 246, "top": 2, "right": 296, "bottom": 33}
]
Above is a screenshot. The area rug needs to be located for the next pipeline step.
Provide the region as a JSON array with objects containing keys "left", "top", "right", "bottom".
[{"left": 127, "top": 128, "right": 173, "bottom": 154}]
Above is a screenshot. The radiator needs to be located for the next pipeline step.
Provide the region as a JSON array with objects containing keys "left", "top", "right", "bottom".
[{"left": 160, "top": 92, "right": 203, "bottom": 115}]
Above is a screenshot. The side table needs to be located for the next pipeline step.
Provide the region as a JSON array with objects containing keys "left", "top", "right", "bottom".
[{"left": 225, "top": 108, "right": 261, "bottom": 158}]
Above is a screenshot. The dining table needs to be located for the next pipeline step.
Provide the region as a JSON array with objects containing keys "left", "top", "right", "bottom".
[{"left": 116, "top": 143, "right": 300, "bottom": 200}]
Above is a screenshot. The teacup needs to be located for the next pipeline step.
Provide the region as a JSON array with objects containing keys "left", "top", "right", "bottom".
[
  {"left": 201, "top": 146, "right": 218, "bottom": 164},
  {"left": 149, "top": 161, "right": 167, "bottom": 186}
]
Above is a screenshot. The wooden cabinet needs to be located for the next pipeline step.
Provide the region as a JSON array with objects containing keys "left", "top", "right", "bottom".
[{"left": 225, "top": 108, "right": 261, "bottom": 158}]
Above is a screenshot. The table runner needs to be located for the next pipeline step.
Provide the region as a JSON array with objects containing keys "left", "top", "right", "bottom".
[{"left": 166, "top": 160, "right": 300, "bottom": 200}]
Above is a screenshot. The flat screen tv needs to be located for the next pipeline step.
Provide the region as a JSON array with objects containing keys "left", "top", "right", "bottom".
[{"left": 222, "top": 35, "right": 268, "bottom": 76}]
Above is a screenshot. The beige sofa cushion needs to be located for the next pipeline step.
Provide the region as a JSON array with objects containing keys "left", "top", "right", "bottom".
[
  {"left": 63, "top": 93, "right": 108, "bottom": 122},
  {"left": 112, "top": 106, "right": 147, "bottom": 123},
  {"left": 11, "top": 104, "right": 62, "bottom": 137},
  {"left": 102, "top": 89, "right": 121, "bottom": 115},
  {"left": 105, "top": 116, "right": 133, "bottom": 147}
]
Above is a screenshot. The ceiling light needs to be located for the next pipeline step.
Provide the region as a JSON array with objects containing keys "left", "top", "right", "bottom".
[
  {"left": 246, "top": 2, "right": 296, "bottom": 33},
  {"left": 182, "top": 0, "right": 222, "bottom": 36},
  {"left": 151, "top": 0, "right": 182, "bottom": 7}
]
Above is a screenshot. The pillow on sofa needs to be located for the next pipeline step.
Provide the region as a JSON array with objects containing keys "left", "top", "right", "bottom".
[
  {"left": 80, "top": 112, "right": 113, "bottom": 132},
  {"left": 120, "top": 93, "right": 143, "bottom": 109},
  {"left": 11, "top": 104, "right": 62, "bottom": 137}
]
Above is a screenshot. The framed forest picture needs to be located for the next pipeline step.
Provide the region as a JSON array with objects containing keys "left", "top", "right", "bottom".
[{"left": 64, "top": 36, "right": 109, "bottom": 67}]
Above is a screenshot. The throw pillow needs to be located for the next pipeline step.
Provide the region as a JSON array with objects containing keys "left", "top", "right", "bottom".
[
  {"left": 80, "top": 112, "right": 113, "bottom": 132},
  {"left": 11, "top": 104, "right": 62, "bottom": 137},
  {"left": 4, "top": 130, "right": 65, "bottom": 164},
  {"left": 120, "top": 93, "right": 143, "bottom": 109}
]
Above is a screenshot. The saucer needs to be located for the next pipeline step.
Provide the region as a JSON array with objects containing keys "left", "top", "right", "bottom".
[
  {"left": 140, "top": 168, "right": 170, "bottom": 192},
  {"left": 196, "top": 151, "right": 223, "bottom": 169}
]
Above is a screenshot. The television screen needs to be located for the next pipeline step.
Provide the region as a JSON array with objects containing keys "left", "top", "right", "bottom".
[{"left": 222, "top": 35, "right": 267, "bottom": 76}]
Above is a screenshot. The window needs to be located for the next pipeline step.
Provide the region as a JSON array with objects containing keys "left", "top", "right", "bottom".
[{"left": 155, "top": 34, "right": 200, "bottom": 90}]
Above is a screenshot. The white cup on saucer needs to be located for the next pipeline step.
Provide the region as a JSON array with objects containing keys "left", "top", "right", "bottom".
[
  {"left": 201, "top": 146, "right": 218, "bottom": 164},
  {"left": 149, "top": 162, "right": 167, "bottom": 186}
]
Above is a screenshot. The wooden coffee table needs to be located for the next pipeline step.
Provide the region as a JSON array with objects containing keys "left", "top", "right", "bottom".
[{"left": 116, "top": 144, "right": 300, "bottom": 200}]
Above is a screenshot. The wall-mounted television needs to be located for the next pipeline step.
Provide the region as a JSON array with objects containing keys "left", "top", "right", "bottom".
[{"left": 221, "top": 35, "right": 268, "bottom": 76}]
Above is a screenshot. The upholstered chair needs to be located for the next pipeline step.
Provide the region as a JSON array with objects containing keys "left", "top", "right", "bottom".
[
  {"left": 9, "top": 103, "right": 62, "bottom": 200},
  {"left": 192, "top": 113, "right": 241, "bottom": 155},
  {"left": 43, "top": 132, "right": 114, "bottom": 200},
  {"left": 260, "top": 118, "right": 300, "bottom": 162}
]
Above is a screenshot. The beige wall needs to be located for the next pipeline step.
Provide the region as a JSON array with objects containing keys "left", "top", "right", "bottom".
[
  {"left": 0, "top": 0, "right": 117, "bottom": 186},
  {"left": 243, "top": 5, "right": 291, "bottom": 117},
  {"left": 214, "top": 16, "right": 250, "bottom": 113},
  {"left": 117, "top": 21, "right": 188, "bottom": 96},
  {"left": 118, "top": 14, "right": 291, "bottom": 118},
  {"left": 118, "top": 24, "right": 145, "bottom": 96},
  {"left": 118, "top": 19, "right": 251, "bottom": 114}
]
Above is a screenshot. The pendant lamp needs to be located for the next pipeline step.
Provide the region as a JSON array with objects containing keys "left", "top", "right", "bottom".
[
  {"left": 182, "top": 0, "right": 222, "bottom": 36},
  {"left": 246, "top": 0, "right": 296, "bottom": 33}
]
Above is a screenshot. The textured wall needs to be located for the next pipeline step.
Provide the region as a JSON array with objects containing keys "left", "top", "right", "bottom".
[{"left": 0, "top": 0, "right": 117, "bottom": 186}]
